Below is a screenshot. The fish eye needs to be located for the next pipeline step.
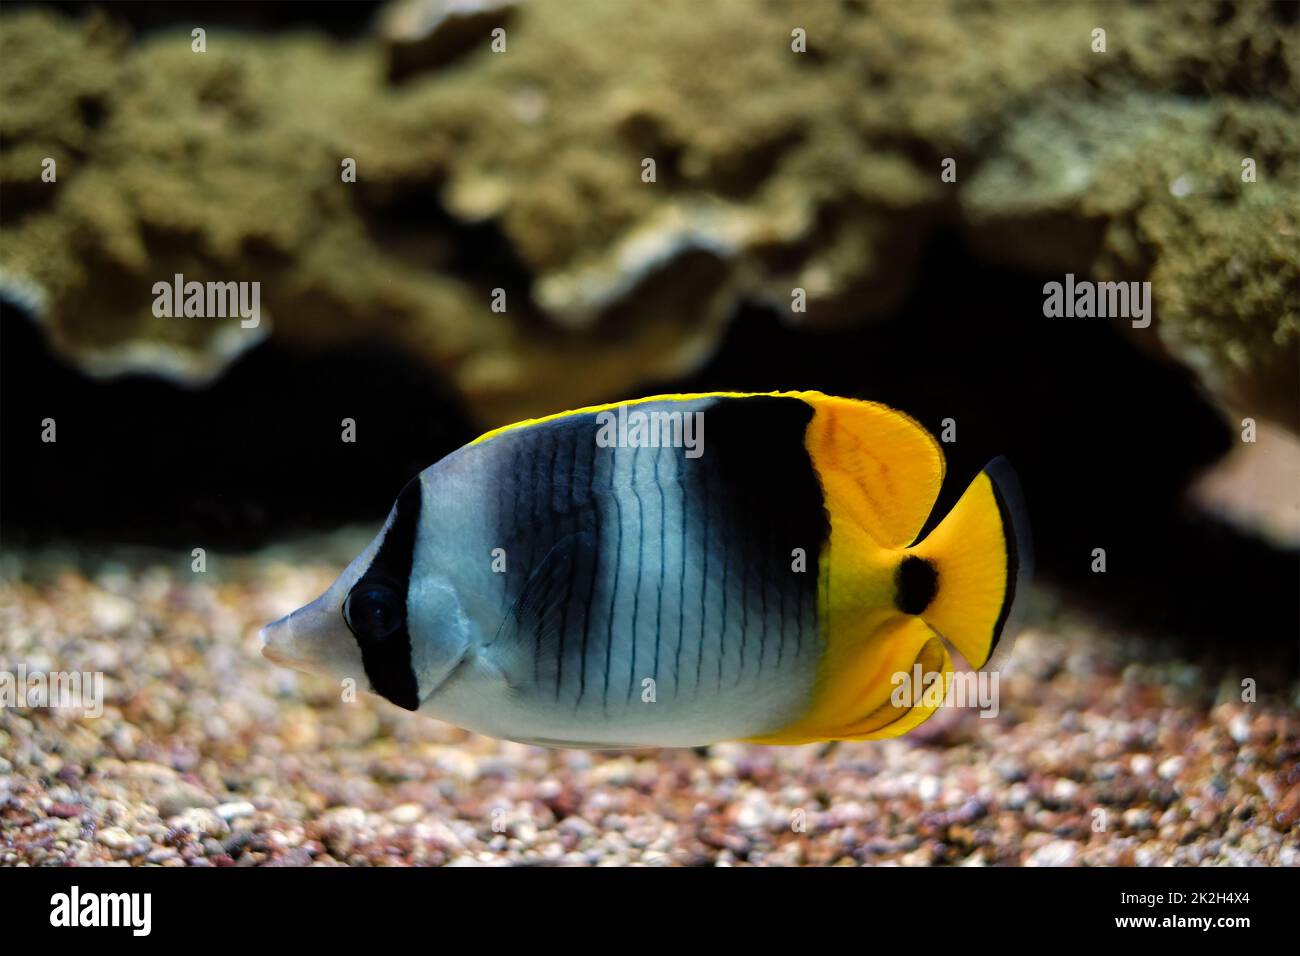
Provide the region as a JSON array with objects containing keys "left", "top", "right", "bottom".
[{"left": 343, "top": 583, "right": 405, "bottom": 642}]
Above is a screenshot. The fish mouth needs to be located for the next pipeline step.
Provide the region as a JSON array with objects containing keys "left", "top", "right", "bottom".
[
  {"left": 259, "top": 594, "right": 367, "bottom": 683},
  {"left": 260, "top": 638, "right": 291, "bottom": 665}
]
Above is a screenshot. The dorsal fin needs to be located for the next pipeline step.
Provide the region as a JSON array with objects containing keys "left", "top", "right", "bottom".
[{"left": 798, "top": 392, "right": 946, "bottom": 548}]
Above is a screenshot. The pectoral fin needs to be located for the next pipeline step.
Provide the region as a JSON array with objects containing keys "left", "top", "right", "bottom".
[{"left": 486, "top": 532, "right": 592, "bottom": 692}]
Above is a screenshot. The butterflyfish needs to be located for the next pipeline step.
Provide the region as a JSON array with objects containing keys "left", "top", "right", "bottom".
[{"left": 262, "top": 391, "right": 1030, "bottom": 748}]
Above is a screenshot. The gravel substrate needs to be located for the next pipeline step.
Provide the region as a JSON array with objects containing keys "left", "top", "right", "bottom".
[{"left": 1, "top": 539, "right": 1296, "bottom": 866}]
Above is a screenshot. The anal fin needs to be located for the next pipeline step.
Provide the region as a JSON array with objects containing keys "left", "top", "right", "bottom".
[
  {"left": 747, "top": 616, "right": 953, "bottom": 744},
  {"left": 837, "top": 624, "right": 954, "bottom": 740}
]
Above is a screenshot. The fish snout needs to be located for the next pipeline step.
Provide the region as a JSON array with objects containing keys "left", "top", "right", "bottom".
[
  {"left": 260, "top": 602, "right": 326, "bottom": 673},
  {"left": 260, "top": 611, "right": 301, "bottom": 666},
  {"left": 259, "top": 593, "right": 363, "bottom": 682}
]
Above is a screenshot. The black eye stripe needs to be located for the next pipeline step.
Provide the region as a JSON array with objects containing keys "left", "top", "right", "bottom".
[{"left": 347, "top": 477, "right": 422, "bottom": 710}]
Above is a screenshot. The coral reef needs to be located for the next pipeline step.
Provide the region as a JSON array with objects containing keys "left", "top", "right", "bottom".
[{"left": 0, "top": 1, "right": 1296, "bottom": 425}]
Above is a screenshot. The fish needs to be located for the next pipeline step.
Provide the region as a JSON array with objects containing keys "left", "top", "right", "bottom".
[{"left": 261, "top": 391, "right": 1030, "bottom": 748}]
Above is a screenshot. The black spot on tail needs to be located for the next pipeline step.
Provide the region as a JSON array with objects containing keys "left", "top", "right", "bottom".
[{"left": 896, "top": 556, "right": 937, "bottom": 615}]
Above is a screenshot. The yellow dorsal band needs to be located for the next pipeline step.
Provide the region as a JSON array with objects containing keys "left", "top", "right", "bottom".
[{"left": 468, "top": 390, "right": 798, "bottom": 446}]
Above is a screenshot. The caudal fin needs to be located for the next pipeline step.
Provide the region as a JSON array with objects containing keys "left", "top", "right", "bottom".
[{"left": 902, "top": 457, "right": 1031, "bottom": 668}]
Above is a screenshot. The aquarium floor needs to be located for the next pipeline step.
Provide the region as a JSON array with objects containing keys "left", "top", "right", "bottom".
[{"left": 1, "top": 541, "right": 1295, "bottom": 867}]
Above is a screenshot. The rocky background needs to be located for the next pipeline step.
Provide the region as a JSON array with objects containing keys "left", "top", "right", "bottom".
[
  {"left": 1, "top": 0, "right": 1297, "bottom": 865},
  {"left": 2, "top": 0, "right": 1297, "bottom": 426}
]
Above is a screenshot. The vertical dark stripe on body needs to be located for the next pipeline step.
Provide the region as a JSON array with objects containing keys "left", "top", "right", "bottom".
[
  {"left": 717, "top": 459, "right": 732, "bottom": 690},
  {"left": 530, "top": 427, "right": 552, "bottom": 687},
  {"left": 776, "top": 526, "right": 788, "bottom": 669},
  {"left": 509, "top": 441, "right": 522, "bottom": 612},
  {"left": 604, "top": 445, "right": 623, "bottom": 715},
  {"left": 791, "top": 566, "right": 801, "bottom": 662},
  {"left": 757, "top": 512, "right": 769, "bottom": 678},
  {"left": 524, "top": 429, "right": 540, "bottom": 573},
  {"left": 698, "top": 456, "right": 710, "bottom": 695},
  {"left": 578, "top": 430, "right": 601, "bottom": 707},
  {"left": 497, "top": 446, "right": 509, "bottom": 614},
  {"left": 553, "top": 426, "right": 579, "bottom": 700},
  {"left": 653, "top": 447, "right": 666, "bottom": 687},
  {"left": 674, "top": 447, "right": 688, "bottom": 689},
  {"left": 678, "top": 397, "right": 830, "bottom": 689},
  {"left": 628, "top": 445, "right": 644, "bottom": 703},
  {"left": 735, "top": 500, "right": 749, "bottom": 688},
  {"left": 707, "top": 447, "right": 717, "bottom": 697}
]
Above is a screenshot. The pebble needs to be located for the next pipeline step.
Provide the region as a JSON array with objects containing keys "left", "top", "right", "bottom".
[
  {"left": 1122, "top": 808, "right": 1153, "bottom": 830},
  {"left": 1051, "top": 779, "right": 1079, "bottom": 801},
  {"left": 2, "top": 550, "right": 1292, "bottom": 867},
  {"left": 169, "top": 808, "right": 229, "bottom": 838},
  {"left": 89, "top": 590, "right": 136, "bottom": 631},
  {"left": 917, "top": 776, "right": 941, "bottom": 802},
  {"left": 1006, "top": 783, "right": 1031, "bottom": 810},
  {"left": 1229, "top": 713, "right": 1252, "bottom": 743},
  {"left": 97, "top": 827, "right": 135, "bottom": 850},
  {"left": 994, "top": 758, "right": 1027, "bottom": 783},
  {"left": 153, "top": 781, "right": 218, "bottom": 818},
  {"left": 1027, "top": 840, "right": 1080, "bottom": 867},
  {"left": 389, "top": 803, "right": 424, "bottom": 825},
  {"left": 216, "top": 801, "right": 256, "bottom": 822},
  {"left": 733, "top": 792, "right": 774, "bottom": 829}
]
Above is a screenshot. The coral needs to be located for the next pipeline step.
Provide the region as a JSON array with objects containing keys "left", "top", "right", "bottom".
[{"left": 0, "top": 1, "right": 1296, "bottom": 425}]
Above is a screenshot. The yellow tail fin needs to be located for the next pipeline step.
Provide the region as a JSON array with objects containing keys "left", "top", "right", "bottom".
[{"left": 905, "top": 458, "right": 1030, "bottom": 668}]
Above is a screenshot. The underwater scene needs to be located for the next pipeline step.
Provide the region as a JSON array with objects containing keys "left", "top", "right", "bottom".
[{"left": 0, "top": 0, "right": 1297, "bottom": 901}]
